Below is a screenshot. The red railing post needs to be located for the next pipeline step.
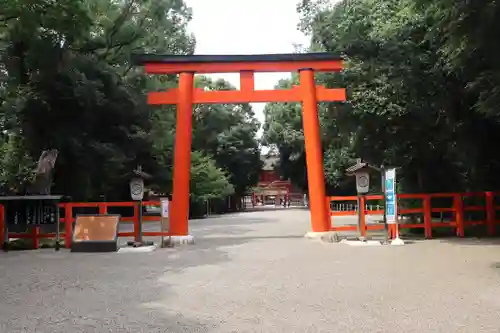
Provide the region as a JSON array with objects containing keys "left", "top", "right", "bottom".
[
  {"left": 133, "top": 204, "right": 140, "bottom": 242},
  {"left": 0, "top": 205, "right": 4, "bottom": 246},
  {"left": 454, "top": 194, "right": 465, "bottom": 237},
  {"left": 32, "top": 226, "right": 39, "bottom": 249},
  {"left": 359, "top": 196, "right": 367, "bottom": 237},
  {"left": 326, "top": 197, "right": 332, "bottom": 228},
  {"left": 485, "top": 191, "right": 495, "bottom": 236},
  {"left": 423, "top": 195, "right": 432, "bottom": 239},
  {"left": 64, "top": 203, "right": 73, "bottom": 249},
  {"left": 98, "top": 203, "right": 107, "bottom": 215},
  {"left": 389, "top": 224, "right": 396, "bottom": 239}
]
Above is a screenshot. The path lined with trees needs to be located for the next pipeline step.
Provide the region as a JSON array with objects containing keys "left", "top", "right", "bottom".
[{"left": 2, "top": 0, "right": 500, "bottom": 217}]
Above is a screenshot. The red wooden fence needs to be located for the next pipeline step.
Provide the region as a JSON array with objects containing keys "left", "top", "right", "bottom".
[
  {"left": 1, "top": 192, "right": 498, "bottom": 250},
  {"left": 328, "top": 191, "right": 499, "bottom": 238},
  {"left": 0, "top": 201, "right": 171, "bottom": 250}
]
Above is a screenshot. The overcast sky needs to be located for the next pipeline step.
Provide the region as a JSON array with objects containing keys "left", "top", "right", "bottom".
[{"left": 183, "top": 0, "right": 310, "bottom": 136}]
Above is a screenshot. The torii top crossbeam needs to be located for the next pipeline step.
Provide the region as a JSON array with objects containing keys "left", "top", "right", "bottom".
[
  {"left": 132, "top": 53, "right": 346, "bottom": 104},
  {"left": 132, "top": 53, "right": 343, "bottom": 73}
]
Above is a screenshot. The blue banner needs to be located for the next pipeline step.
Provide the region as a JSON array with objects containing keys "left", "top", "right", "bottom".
[{"left": 385, "top": 169, "right": 397, "bottom": 224}]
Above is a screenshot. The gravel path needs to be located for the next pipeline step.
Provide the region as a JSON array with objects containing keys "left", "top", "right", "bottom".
[{"left": 1, "top": 209, "right": 500, "bottom": 332}]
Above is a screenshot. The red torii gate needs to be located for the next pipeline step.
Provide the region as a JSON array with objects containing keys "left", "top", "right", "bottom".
[{"left": 133, "top": 53, "right": 346, "bottom": 236}]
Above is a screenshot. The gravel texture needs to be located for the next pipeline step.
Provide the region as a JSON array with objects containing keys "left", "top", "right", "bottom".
[{"left": 1, "top": 209, "right": 500, "bottom": 332}]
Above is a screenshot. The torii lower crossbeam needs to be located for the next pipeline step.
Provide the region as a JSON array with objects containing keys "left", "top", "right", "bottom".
[{"left": 133, "top": 53, "right": 347, "bottom": 237}]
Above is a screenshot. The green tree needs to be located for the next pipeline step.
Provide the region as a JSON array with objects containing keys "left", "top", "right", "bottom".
[
  {"left": 0, "top": 0, "right": 184, "bottom": 199},
  {"left": 262, "top": 77, "right": 308, "bottom": 190},
  {"left": 264, "top": 0, "right": 500, "bottom": 195},
  {"left": 192, "top": 77, "right": 262, "bottom": 201},
  {"left": 0, "top": 0, "right": 263, "bottom": 214},
  {"left": 190, "top": 151, "right": 234, "bottom": 202}
]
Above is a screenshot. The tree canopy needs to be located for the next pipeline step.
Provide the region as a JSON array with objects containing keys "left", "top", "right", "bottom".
[
  {"left": 0, "top": 0, "right": 262, "bottom": 215},
  {"left": 264, "top": 0, "right": 500, "bottom": 195}
]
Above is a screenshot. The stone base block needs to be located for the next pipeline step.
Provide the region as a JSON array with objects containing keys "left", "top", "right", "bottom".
[
  {"left": 161, "top": 235, "right": 196, "bottom": 248},
  {"left": 340, "top": 239, "right": 383, "bottom": 246},
  {"left": 390, "top": 237, "right": 405, "bottom": 246},
  {"left": 304, "top": 231, "right": 339, "bottom": 243},
  {"left": 117, "top": 245, "right": 157, "bottom": 253}
]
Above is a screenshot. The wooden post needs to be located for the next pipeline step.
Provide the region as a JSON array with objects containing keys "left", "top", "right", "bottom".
[
  {"left": 423, "top": 195, "right": 432, "bottom": 239},
  {"left": 0, "top": 205, "right": 4, "bottom": 248},
  {"left": 170, "top": 72, "right": 194, "bottom": 236},
  {"left": 486, "top": 191, "right": 495, "bottom": 236},
  {"left": 299, "top": 69, "right": 329, "bottom": 233},
  {"left": 325, "top": 197, "right": 331, "bottom": 226},
  {"left": 390, "top": 224, "right": 397, "bottom": 239},
  {"left": 133, "top": 204, "right": 140, "bottom": 242},
  {"left": 359, "top": 195, "right": 367, "bottom": 237},
  {"left": 98, "top": 203, "right": 107, "bottom": 215},
  {"left": 64, "top": 203, "right": 73, "bottom": 248},
  {"left": 32, "top": 226, "right": 39, "bottom": 249},
  {"left": 454, "top": 194, "right": 465, "bottom": 237}
]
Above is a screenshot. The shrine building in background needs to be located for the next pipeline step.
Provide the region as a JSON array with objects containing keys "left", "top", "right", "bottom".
[{"left": 251, "top": 153, "right": 304, "bottom": 207}]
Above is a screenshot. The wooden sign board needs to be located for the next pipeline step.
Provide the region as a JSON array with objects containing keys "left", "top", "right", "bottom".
[
  {"left": 355, "top": 172, "right": 370, "bottom": 194},
  {"left": 71, "top": 214, "right": 120, "bottom": 252}
]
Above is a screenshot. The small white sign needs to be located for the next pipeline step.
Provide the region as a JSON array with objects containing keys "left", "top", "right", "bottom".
[
  {"left": 385, "top": 168, "right": 397, "bottom": 224},
  {"left": 129, "top": 178, "right": 144, "bottom": 201},
  {"left": 355, "top": 172, "right": 370, "bottom": 194},
  {"left": 160, "top": 197, "right": 169, "bottom": 218}
]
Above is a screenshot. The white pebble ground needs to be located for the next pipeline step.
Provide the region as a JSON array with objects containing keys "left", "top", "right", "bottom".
[{"left": 1, "top": 209, "right": 500, "bottom": 332}]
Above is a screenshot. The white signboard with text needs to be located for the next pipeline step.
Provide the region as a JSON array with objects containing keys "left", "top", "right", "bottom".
[
  {"left": 160, "top": 197, "right": 170, "bottom": 234},
  {"left": 160, "top": 197, "right": 170, "bottom": 218}
]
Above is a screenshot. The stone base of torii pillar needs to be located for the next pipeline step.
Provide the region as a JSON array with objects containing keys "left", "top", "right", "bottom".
[{"left": 161, "top": 235, "right": 196, "bottom": 247}]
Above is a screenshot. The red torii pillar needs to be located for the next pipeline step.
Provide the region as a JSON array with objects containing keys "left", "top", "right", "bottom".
[
  {"left": 133, "top": 53, "right": 346, "bottom": 237},
  {"left": 171, "top": 72, "right": 194, "bottom": 235}
]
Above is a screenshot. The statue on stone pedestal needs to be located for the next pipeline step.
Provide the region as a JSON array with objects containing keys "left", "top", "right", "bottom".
[{"left": 27, "top": 149, "right": 58, "bottom": 195}]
